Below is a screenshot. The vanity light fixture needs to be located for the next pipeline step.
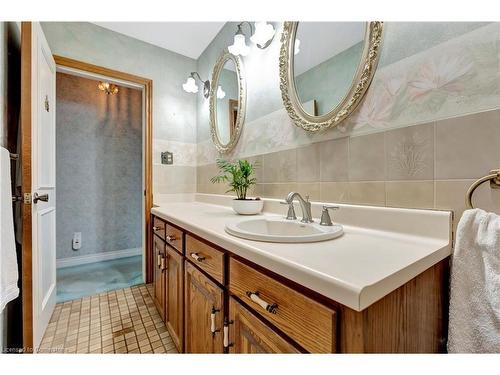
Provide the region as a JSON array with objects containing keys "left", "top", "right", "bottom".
[
  {"left": 98, "top": 81, "right": 119, "bottom": 95},
  {"left": 228, "top": 21, "right": 275, "bottom": 56},
  {"left": 182, "top": 72, "right": 210, "bottom": 98},
  {"left": 216, "top": 86, "right": 226, "bottom": 99},
  {"left": 294, "top": 39, "right": 301, "bottom": 55}
]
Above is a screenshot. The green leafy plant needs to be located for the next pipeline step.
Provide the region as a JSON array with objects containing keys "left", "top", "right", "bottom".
[{"left": 210, "top": 159, "right": 258, "bottom": 200}]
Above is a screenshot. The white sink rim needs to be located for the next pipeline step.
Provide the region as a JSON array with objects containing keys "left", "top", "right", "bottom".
[{"left": 225, "top": 217, "right": 343, "bottom": 243}]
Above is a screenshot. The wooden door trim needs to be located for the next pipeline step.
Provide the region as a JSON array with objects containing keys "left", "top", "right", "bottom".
[
  {"left": 21, "top": 21, "right": 33, "bottom": 352},
  {"left": 52, "top": 55, "right": 154, "bottom": 285}
]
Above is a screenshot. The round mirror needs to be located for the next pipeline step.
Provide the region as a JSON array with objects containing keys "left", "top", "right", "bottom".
[
  {"left": 209, "top": 50, "right": 246, "bottom": 153},
  {"left": 279, "top": 21, "right": 384, "bottom": 132}
]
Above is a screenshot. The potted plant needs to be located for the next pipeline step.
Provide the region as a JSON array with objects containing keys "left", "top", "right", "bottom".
[{"left": 210, "top": 158, "right": 263, "bottom": 215}]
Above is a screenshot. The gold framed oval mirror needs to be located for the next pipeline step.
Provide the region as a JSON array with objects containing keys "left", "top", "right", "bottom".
[
  {"left": 279, "top": 21, "right": 384, "bottom": 132},
  {"left": 209, "top": 49, "right": 246, "bottom": 153}
]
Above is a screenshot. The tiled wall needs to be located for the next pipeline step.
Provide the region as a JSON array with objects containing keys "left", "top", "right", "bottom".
[{"left": 198, "top": 109, "right": 500, "bottom": 226}]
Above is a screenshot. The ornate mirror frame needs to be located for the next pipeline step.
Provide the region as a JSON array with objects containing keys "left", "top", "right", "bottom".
[
  {"left": 279, "top": 21, "right": 384, "bottom": 132},
  {"left": 209, "top": 49, "right": 246, "bottom": 153}
]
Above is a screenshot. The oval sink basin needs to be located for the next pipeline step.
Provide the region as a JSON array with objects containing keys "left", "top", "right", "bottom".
[{"left": 225, "top": 217, "right": 343, "bottom": 243}]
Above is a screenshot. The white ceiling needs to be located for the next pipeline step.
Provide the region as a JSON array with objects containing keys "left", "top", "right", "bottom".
[
  {"left": 294, "top": 22, "right": 365, "bottom": 76},
  {"left": 93, "top": 22, "right": 226, "bottom": 59}
]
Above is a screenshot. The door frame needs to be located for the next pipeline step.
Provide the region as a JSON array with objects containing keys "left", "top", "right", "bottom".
[{"left": 21, "top": 26, "right": 154, "bottom": 350}]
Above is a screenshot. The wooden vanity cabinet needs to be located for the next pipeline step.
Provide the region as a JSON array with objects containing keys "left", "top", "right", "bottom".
[
  {"left": 184, "top": 262, "right": 224, "bottom": 353},
  {"left": 166, "top": 247, "right": 184, "bottom": 352},
  {"left": 151, "top": 214, "right": 448, "bottom": 354},
  {"left": 228, "top": 297, "right": 301, "bottom": 353},
  {"left": 153, "top": 235, "right": 166, "bottom": 320}
]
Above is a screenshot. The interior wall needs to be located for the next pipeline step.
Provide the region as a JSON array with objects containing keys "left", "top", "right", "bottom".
[
  {"left": 196, "top": 22, "right": 500, "bottom": 225},
  {"left": 56, "top": 72, "right": 142, "bottom": 260},
  {"left": 41, "top": 22, "right": 198, "bottom": 199}
]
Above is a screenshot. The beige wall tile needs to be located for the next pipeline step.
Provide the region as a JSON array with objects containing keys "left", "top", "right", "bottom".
[
  {"left": 435, "top": 179, "right": 500, "bottom": 230},
  {"left": 386, "top": 181, "right": 434, "bottom": 209},
  {"left": 319, "top": 137, "right": 349, "bottom": 182},
  {"left": 385, "top": 123, "right": 434, "bottom": 180},
  {"left": 348, "top": 182, "right": 386, "bottom": 206},
  {"left": 261, "top": 183, "right": 298, "bottom": 199},
  {"left": 296, "top": 183, "right": 320, "bottom": 201},
  {"left": 320, "top": 182, "right": 350, "bottom": 203},
  {"left": 436, "top": 109, "right": 500, "bottom": 179},
  {"left": 349, "top": 133, "right": 386, "bottom": 181},
  {"left": 297, "top": 144, "right": 320, "bottom": 182},
  {"left": 263, "top": 149, "right": 297, "bottom": 183}
]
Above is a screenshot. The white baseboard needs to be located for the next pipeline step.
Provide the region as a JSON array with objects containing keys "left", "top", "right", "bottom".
[{"left": 57, "top": 247, "right": 142, "bottom": 269}]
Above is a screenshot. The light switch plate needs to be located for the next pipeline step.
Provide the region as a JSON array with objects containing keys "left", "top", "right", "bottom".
[{"left": 161, "top": 151, "right": 173, "bottom": 165}]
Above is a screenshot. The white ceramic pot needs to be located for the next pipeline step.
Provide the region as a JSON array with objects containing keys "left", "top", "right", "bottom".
[{"left": 232, "top": 199, "right": 264, "bottom": 215}]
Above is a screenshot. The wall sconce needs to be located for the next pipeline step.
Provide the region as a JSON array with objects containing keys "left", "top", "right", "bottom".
[
  {"left": 182, "top": 72, "right": 210, "bottom": 98},
  {"left": 216, "top": 86, "right": 226, "bottom": 99},
  {"left": 228, "top": 21, "right": 275, "bottom": 56},
  {"left": 98, "top": 81, "right": 119, "bottom": 95}
]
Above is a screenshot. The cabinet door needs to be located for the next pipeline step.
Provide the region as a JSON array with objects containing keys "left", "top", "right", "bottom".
[
  {"left": 228, "top": 297, "right": 300, "bottom": 353},
  {"left": 166, "top": 247, "right": 184, "bottom": 352},
  {"left": 184, "top": 262, "right": 224, "bottom": 353},
  {"left": 153, "top": 236, "right": 166, "bottom": 320}
]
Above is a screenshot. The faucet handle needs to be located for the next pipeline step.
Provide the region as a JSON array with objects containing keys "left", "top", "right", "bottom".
[
  {"left": 280, "top": 201, "right": 297, "bottom": 220},
  {"left": 320, "top": 205, "right": 339, "bottom": 226}
]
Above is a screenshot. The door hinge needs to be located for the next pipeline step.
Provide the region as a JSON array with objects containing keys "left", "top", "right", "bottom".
[{"left": 24, "top": 193, "right": 32, "bottom": 204}]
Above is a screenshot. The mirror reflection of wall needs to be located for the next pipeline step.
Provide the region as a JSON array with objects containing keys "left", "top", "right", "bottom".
[
  {"left": 216, "top": 61, "right": 238, "bottom": 146},
  {"left": 294, "top": 22, "right": 366, "bottom": 116}
]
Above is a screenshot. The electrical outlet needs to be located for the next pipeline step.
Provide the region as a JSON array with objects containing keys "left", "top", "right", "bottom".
[
  {"left": 161, "top": 151, "right": 173, "bottom": 165},
  {"left": 72, "top": 232, "right": 82, "bottom": 251}
]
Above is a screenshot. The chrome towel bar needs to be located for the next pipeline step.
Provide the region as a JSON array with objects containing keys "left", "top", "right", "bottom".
[{"left": 466, "top": 169, "right": 500, "bottom": 209}]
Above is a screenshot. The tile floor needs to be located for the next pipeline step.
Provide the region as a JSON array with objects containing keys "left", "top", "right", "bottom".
[
  {"left": 39, "top": 284, "right": 178, "bottom": 354},
  {"left": 57, "top": 255, "right": 143, "bottom": 303}
]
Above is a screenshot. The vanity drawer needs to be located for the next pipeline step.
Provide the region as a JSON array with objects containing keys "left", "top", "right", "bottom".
[
  {"left": 152, "top": 216, "right": 166, "bottom": 240},
  {"left": 165, "top": 224, "right": 184, "bottom": 254},
  {"left": 229, "top": 258, "right": 337, "bottom": 353},
  {"left": 185, "top": 235, "right": 224, "bottom": 284}
]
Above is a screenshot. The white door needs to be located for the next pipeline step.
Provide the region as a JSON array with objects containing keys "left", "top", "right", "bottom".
[{"left": 31, "top": 22, "right": 57, "bottom": 350}]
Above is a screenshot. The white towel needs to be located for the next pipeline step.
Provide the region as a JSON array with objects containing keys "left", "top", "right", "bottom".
[
  {"left": 448, "top": 208, "right": 500, "bottom": 353},
  {"left": 0, "top": 146, "right": 19, "bottom": 313}
]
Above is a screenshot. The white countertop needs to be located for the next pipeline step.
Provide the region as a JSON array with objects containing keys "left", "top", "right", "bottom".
[{"left": 152, "top": 195, "right": 452, "bottom": 311}]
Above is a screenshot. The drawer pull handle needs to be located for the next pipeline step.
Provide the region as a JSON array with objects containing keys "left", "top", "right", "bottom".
[
  {"left": 223, "top": 318, "right": 233, "bottom": 349},
  {"left": 190, "top": 252, "right": 205, "bottom": 262},
  {"left": 246, "top": 291, "right": 278, "bottom": 314},
  {"left": 160, "top": 256, "right": 166, "bottom": 271},
  {"left": 210, "top": 307, "right": 220, "bottom": 335},
  {"left": 152, "top": 226, "right": 160, "bottom": 232},
  {"left": 166, "top": 235, "right": 177, "bottom": 242},
  {"left": 157, "top": 254, "right": 162, "bottom": 268}
]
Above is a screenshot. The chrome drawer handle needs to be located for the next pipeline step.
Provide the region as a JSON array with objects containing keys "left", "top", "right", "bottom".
[
  {"left": 210, "top": 307, "right": 220, "bottom": 335},
  {"left": 190, "top": 252, "right": 205, "bottom": 262},
  {"left": 152, "top": 226, "right": 160, "bottom": 232},
  {"left": 246, "top": 291, "right": 278, "bottom": 314},
  {"left": 166, "top": 235, "right": 177, "bottom": 242}
]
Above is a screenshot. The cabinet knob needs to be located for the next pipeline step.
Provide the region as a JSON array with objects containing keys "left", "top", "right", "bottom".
[
  {"left": 152, "top": 226, "right": 160, "bottom": 231},
  {"left": 190, "top": 252, "right": 205, "bottom": 262},
  {"left": 166, "top": 234, "right": 176, "bottom": 242},
  {"left": 246, "top": 291, "right": 278, "bottom": 314}
]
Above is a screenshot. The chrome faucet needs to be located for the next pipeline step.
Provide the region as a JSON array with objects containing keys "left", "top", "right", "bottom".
[{"left": 285, "top": 192, "right": 313, "bottom": 223}]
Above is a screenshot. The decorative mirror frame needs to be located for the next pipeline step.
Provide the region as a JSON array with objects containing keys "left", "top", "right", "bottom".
[
  {"left": 279, "top": 21, "right": 384, "bottom": 132},
  {"left": 209, "top": 49, "right": 246, "bottom": 153}
]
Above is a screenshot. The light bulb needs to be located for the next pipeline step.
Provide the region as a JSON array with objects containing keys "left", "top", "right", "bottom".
[
  {"left": 250, "top": 21, "right": 275, "bottom": 48},
  {"left": 217, "top": 86, "right": 226, "bottom": 99},
  {"left": 228, "top": 34, "right": 250, "bottom": 56},
  {"left": 294, "top": 39, "right": 301, "bottom": 55},
  {"left": 182, "top": 76, "right": 198, "bottom": 93}
]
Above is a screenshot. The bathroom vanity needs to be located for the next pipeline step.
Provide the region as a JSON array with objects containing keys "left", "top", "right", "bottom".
[{"left": 150, "top": 195, "right": 452, "bottom": 353}]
